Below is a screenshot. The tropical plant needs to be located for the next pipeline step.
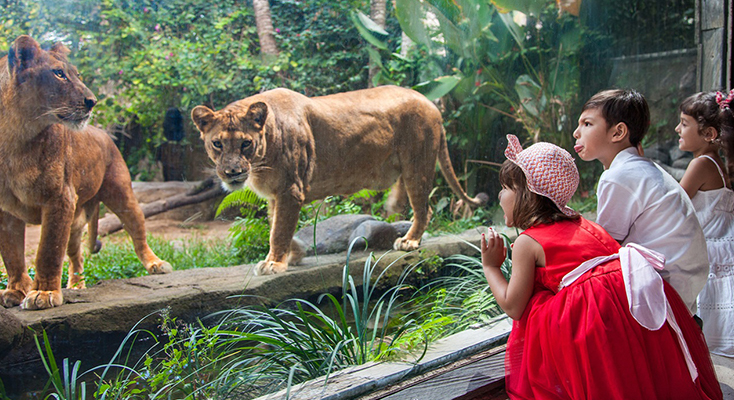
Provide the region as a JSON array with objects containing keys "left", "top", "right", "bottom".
[
  {"left": 209, "top": 245, "right": 426, "bottom": 393},
  {"left": 407, "top": 234, "right": 512, "bottom": 334},
  {"left": 351, "top": 0, "right": 584, "bottom": 195}
]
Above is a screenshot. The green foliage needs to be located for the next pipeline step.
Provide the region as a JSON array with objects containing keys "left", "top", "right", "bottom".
[
  {"left": 80, "top": 235, "right": 240, "bottom": 287},
  {"left": 0, "top": 0, "right": 378, "bottom": 178},
  {"left": 35, "top": 246, "right": 450, "bottom": 399},
  {"left": 407, "top": 236, "right": 512, "bottom": 334},
  {"left": 34, "top": 330, "right": 88, "bottom": 400},
  {"left": 228, "top": 217, "right": 271, "bottom": 264}
]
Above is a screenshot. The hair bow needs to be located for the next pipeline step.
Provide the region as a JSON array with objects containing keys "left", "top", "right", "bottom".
[{"left": 716, "top": 89, "right": 734, "bottom": 110}]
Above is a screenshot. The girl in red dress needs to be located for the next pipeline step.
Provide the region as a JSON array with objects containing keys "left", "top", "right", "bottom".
[{"left": 480, "top": 134, "right": 722, "bottom": 400}]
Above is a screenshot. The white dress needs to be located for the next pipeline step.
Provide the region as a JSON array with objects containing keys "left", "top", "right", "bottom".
[{"left": 692, "top": 155, "right": 734, "bottom": 357}]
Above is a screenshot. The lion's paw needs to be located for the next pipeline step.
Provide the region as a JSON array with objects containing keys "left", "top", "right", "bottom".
[
  {"left": 255, "top": 260, "right": 288, "bottom": 275},
  {"left": 0, "top": 290, "right": 26, "bottom": 308},
  {"left": 393, "top": 237, "right": 421, "bottom": 251},
  {"left": 145, "top": 260, "right": 173, "bottom": 275},
  {"left": 20, "top": 290, "right": 63, "bottom": 310}
]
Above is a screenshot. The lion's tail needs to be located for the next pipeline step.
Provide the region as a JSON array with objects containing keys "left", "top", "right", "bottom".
[
  {"left": 437, "top": 128, "right": 488, "bottom": 210},
  {"left": 87, "top": 202, "right": 103, "bottom": 254}
]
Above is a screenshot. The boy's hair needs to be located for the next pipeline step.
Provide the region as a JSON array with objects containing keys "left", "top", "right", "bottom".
[
  {"left": 499, "top": 161, "right": 578, "bottom": 230},
  {"left": 582, "top": 89, "right": 650, "bottom": 147}
]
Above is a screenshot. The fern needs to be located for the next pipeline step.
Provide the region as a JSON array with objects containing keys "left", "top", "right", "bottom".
[{"left": 215, "top": 187, "right": 267, "bottom": 218}]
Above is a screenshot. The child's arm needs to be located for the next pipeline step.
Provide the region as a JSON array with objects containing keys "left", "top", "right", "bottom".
[{"left": 481, "top": 229, "right": 539, "bottom": 320}]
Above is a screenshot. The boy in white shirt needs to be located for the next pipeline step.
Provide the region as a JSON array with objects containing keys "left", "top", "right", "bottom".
[{"left": 573, "top": 89, "right": 708, "bottom": 316}]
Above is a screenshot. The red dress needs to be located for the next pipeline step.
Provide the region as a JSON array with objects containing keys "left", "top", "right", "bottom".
[{"left": 505, "top": 217, "right": 722, "bottom": 400}]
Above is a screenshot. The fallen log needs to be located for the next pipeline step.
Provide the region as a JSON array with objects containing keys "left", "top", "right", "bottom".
[{"left": 98, "top": 178, "right": 226, "bottom": 236}]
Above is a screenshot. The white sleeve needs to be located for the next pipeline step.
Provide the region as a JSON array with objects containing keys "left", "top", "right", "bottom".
[{"left": 595, "top": 178, "right": 642, "bottom": 242}]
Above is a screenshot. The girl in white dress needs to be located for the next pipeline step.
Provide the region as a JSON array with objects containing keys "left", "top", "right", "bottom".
[{"left": 677, "top": 89, "right": 734, "bottom": 356}]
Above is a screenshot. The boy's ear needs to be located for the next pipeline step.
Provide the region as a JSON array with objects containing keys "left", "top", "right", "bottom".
[{"left": 610, "top": 122, "right": 629, "bottom": 144}]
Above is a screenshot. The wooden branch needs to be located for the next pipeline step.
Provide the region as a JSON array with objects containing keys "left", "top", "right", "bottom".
[{"left": 98, "top": 181, "right": 226, "bottom": 236}]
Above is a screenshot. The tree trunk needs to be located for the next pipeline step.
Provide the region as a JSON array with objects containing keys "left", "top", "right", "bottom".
[
  {"left": 368, "top": 0, "right": 387, "bottom": 87},
  {"left": 253, "top": 0, "right": 279, "bottom": 57},
  {"left": 400, "top": 32, "right": 413, "bottom": 58},
  {"left": 98, "top": 179, "right": 226, "bottom": 236}
]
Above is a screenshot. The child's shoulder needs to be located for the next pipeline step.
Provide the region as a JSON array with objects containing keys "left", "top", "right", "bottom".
[{"left": 604, "top": 151, "right": 659, "bottom": 182}]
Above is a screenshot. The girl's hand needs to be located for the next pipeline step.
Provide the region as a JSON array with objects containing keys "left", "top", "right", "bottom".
[{"left": 481, "top": 227, "right": 507, "bottom": 269}]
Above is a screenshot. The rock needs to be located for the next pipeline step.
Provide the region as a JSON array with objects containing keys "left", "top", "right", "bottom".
[
  {"left": 669, "top": 146, "right": 691, "bottom": 163},
  {"left": 672, "top": 156, "right": 693, "bottom": 170},
  {"left": 348, "top": 220, "right": 399, "bottom": 251},
  {"left": 294, "top": 214, "right": 375, "bottom": 256},
  {"left": 391, "top": 221, "right": 413, "bottom": 237},
  {"left": 0, "top": 308, "right": 23, "bottom": 359},
  {"left": 644, "top": 143, "right": 670, "bottom": 164}
]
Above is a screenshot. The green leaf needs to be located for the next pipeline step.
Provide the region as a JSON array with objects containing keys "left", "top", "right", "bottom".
[
  {"left": 514, "top": 74, "right": 546, "bottom": 117},
  {"left": 395, "top": 0, "right": 431, "bottom": 49},
  {"left": 496, "top": 10, "right": 525, "bottom": 51},
  {"left": 366, "top": 47, "right": 384, "bottom": 70},
  {"left": 490, "top": 0, "right": 545, "bottom": 15},
  {"left": 424, "top": 2, "right": 466, "bottom": 56},
  {"left": 351, "top": 11, "right": 388, "bottom": 50},
  {"left": 413, "top": 75, "right": 462, "bottom": 101},
  {"left": 356, "top": 10, "right": 389, "bottom": 36}
]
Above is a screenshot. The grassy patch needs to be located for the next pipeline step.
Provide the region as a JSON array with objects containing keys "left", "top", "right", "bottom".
[{"left": 0, "top": 234, "right": 242, "bottom": 290}]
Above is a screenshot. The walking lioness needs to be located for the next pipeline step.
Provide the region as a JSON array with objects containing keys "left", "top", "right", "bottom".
[
  {"left": 192, "top": 86, "right": 486, "bottom": 275},
  {"left": 0, "top": 35, "right": 171, "bottom": 310}
]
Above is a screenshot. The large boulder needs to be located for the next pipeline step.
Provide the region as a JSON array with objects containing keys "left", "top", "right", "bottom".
[
  {"left": 348, "top": 220, "right": 399, "bottom": 251},
  {"left": 295, "top": 215, "right": 376, "bottom": 256}
]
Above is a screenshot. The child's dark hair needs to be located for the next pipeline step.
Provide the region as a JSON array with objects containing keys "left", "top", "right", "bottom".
[
  {"left": 581, "top": 89, "right": 650, "bottom": 147},
  {"left": 499, "top": 161, "right": 578, "bottom": 230},
  {"left": 679, "top": 92, "right": 720, "bottom": 131},
  {"left": 680, "top": 91, "right": 734, "bottom": 181},
  {"left": 717, "top": 94, "right": 734, "bottom": 181}
]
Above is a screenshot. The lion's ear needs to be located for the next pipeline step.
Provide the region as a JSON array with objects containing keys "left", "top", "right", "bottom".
[
  {"left": 245, "top": 102, "right": 268, "bottom": 130},
  {"left": 191, "top": 106, "right": 215, "bottom": 137},
  {"left": 8, "top": 35, "right": 41, "bottom": 75}
]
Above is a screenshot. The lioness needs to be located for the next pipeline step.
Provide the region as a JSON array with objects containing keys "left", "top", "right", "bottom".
[
  {"left": 0, "top": 35, "right": 171, "bottom": 310},
  {"left": 192, "top": 86, "right": 486, "bottom": 275}
]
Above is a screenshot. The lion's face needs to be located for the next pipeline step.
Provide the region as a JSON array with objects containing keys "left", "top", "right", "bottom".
[
  {"left": 7, "top": 35, "right": 97, "bottom": 130},
  {"left": 191, "top": 102, "right": 268, "bottom": 191}
]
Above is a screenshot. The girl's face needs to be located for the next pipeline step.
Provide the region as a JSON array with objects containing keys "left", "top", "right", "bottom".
[
  {"left": 676, "top": 112, "right": 711, "bottom": 155},
  {"left": 498, "top": 187, "right": 516, "bottom": 227}
]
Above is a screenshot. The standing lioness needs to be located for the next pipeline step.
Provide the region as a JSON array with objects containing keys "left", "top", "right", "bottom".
[
  {"left": 192, "top": 86, "right": 486, "bottom": 275},
  {"left": 0, "top": 35, "right": 171, "bottom": 310}
]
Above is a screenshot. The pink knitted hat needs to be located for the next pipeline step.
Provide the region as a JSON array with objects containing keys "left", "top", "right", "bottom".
[{"left": 504, "top": 134, "right": 579, "bottom": 217}]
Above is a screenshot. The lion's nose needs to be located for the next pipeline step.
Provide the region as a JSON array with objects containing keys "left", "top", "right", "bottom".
[
  {"left": 224, "top": 167, "right": 243, "bottom": 178},
  {"left": 84, "top": 96, "right": 97, "bottom": 112}
]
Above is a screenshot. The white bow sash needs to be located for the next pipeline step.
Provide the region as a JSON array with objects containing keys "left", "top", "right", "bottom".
[{"left": 558, "top": 243, "right": 698, "bottom": 381}]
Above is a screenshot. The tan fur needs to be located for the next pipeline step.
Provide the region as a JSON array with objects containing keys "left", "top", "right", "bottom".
[
  {"left": 0, "top": 35, "right": 171, "bottom": 310},
  {"left": 192, "top": 86, "right": 485, "bottom": 275}
]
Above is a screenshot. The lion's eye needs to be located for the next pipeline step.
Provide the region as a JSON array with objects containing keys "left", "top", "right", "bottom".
[
  {"left": 212, "top": 140, "right": 223, "bottom": 149},
  {"left": 241, "top": 140, "right": 252, "bottom": 150},
  {"left": 52, "top": 69, "right": 67, "bottom": 80}
]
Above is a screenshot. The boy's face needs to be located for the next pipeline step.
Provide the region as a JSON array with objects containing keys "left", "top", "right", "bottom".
[{"left": 573, "top": 107, "right": 618, "bottom": 168}]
